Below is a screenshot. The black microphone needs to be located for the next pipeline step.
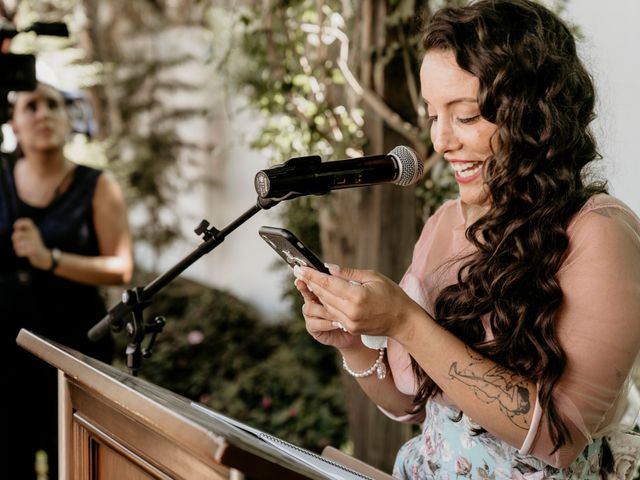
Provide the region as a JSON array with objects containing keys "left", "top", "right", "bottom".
[{"left": 254, "top": 145, "right": 424, "bottom": 200}]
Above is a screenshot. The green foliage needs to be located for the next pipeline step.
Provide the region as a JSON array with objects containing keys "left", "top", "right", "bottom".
[
  {"left": 219, "top": 6, "right": 376, "bottom": 446},
  {"left": 207, "top": 346, "right": 346, "bottom": 450},
  {"left": 230, "top": 0, "right": 366, "bottom": 165},
  {"left": 226, "top": 0, "right": 460, "bottom": 231},
  {"left": 114, "top": 272, "right": 347, "bottom": 452},
  {"left": 11, "top": 0, "right": 352, "bottom": 454},
  {"left": 220, "top": 0, "right": 460, "bottom": 452},
  {"left": 106, "top": 53, "right": 214, "bottom": 250},
  {"left": 108, "top": 125, "right": 185, "bottom": 247},
  {"left": 419, "top": 156, "right": 458, "bottom": 225}
]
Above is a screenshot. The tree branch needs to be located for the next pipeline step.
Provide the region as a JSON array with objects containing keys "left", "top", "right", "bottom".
[{"left": 300, "top": 23, "right": 426, "bottom": 158}]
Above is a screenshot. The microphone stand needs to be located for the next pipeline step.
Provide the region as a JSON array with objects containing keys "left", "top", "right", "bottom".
[{"left": 88, "top": 196, "right": 282, "bottom": 376}]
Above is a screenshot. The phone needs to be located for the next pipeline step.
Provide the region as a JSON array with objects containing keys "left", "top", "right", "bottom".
[
  {"left": 261, "top": 226, "right": 386, "bottom": 349},
  {"left": 259, "top": 226, "right": 330, "bottom": 274}
]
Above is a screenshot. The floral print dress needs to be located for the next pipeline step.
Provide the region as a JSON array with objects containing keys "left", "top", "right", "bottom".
[{"left": 393, "top": 401, "right": 604, "bottom": 480}]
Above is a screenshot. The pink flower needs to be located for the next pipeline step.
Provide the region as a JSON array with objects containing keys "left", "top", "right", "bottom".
[
  {"left": 455, "top": 456, "right": 471, "bottom": 476},
  {"left": 261, "top": 396, "right": 273, "bottom": 409},
  {"left": 423, "top": 435, "right": 437, "bottom": 456},
  {"left": 287, "top": 406, "right": 298, "bottom": 417},
  {"left": 187, "top": 330, "right": 204, "bottom": 345},
  {"left": 199, "top": 393, "right": 210, "bottom": 403}
]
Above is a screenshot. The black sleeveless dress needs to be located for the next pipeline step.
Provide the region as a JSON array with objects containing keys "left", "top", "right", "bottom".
[{"left": 0, "top": 159, "right": 114, "bottom": 479}]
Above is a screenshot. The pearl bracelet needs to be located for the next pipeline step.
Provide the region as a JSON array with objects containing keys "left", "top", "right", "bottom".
[{"left": 342, "top": 348, "right": 387, "bottom": 380}]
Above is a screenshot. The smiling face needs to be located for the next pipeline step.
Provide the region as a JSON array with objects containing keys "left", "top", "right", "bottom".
[
  {"left": 10, "top": 83, "right": 70, "bottom": 156},
  {"left": 421, "top": 49, "right": 498, "bottom": 207}
]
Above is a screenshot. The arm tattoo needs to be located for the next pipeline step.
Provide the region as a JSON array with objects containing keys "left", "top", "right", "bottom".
[{"left": 448, "top": 346, "right": 531, "bottom": 430}]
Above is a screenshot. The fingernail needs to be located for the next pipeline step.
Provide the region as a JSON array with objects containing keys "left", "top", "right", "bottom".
[
  {"left": 332, "top": 322, "right": 348, "bottom": 332},
  {"left": 293, "top": 265, "right": 304, "bottom": 279},
  {"left": 324, "top": 263, "right": 339, "bottom": 271}
]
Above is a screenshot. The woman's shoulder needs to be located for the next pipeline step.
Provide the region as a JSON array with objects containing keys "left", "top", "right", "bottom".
[
  {"left": 74, "top": 164, "right": 122, "bottom": 193},
  {"left": 75, "top": 163, "right": 103, "bottom": 179},
  {"left": 566, "top": 193, "right": 640, "bottom": 256},
  {"left": 71, "top": 163, "right": 105, "bottom": 192},
  {"left": 571, "top": 193, "right": 640, "bottom": 232},
  {"left": 579, "top": 193, "right": 638, "bottom": 215}
]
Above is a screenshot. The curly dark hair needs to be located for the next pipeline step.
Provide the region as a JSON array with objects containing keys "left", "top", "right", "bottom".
[{"left": 412, "top": 0, "right": 607, "bottom": 453}]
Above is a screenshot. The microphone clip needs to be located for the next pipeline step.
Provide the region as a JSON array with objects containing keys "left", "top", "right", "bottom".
[{"left": 255, "top": 155, "right": 330, "bottom": 200}]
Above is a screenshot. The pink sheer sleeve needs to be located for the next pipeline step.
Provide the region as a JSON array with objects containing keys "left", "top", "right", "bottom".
[
  {"left": 520, "top": 197, "right": 640, "bottom": 467},
  {"left": 392, "top": 200, "right": 463, "bottom": 397}
]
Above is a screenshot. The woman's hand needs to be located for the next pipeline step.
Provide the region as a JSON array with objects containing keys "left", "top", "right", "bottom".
[
  {"left": 294, "top": 277, "right": 361, "bottom": 349},
  {"left": 296, "top": 265, "right": 423, "bottom": 418},
  {"left": 294, "top": 264, "right": 424, "bottom": 342},
  {"left": 11, "top": 218, "right": 52, "bottom": 270}
]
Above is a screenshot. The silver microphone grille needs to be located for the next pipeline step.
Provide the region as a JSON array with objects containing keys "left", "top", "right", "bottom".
[{"left": 389, "top": 145, "right": 424, "bottom": 186}]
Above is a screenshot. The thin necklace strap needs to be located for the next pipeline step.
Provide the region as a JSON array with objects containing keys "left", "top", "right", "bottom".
[{"left": 52, "top": 162, "right": 77, "bottom": 201}]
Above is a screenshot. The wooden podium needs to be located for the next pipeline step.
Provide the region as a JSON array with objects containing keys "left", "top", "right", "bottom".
[{"left": 16, "top": 328, "right": 394, "bottom": 480}]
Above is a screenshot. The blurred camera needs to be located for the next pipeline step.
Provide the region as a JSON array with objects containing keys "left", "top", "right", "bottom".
[{"left": 0, "top": 20, "right": 69, "bottom": 124}]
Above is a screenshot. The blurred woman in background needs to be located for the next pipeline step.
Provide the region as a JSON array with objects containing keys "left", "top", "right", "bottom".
[{"left": 0, "top": 82, "right": 133, "bottom": 479}]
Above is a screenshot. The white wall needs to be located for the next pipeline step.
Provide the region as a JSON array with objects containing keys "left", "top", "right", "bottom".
[
  {"left": 126, "top": 26, "right": 294, "bottom": 323},
  {"left": 175, "top": 100, "right": 293, "bottom": 322},
  {"left": 134, "top": 97, "right": 292, "bottom": 323},
  {"left": 565, "top": 0, "right": 640, "bottom": 214}
]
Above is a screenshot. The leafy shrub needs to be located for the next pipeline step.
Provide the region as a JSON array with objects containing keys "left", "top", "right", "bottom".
[{"left": 112, "top": 271, "right": 347, "bottom": 453}]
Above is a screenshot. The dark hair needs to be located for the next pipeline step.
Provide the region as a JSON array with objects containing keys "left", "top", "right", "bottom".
[
  {"left": 8, "top": 82, "right": 66, "bottom": 116},
  {"left": 413, "top": 0, "right": 606, "bottom": 453}
]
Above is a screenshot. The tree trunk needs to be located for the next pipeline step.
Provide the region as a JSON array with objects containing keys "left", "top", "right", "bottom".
[
  {"left": 319, "top": 181, "right": 416, "bottom": 472},
  {"left": 76, "top": 0, "right": 116, "bottom": 140}
]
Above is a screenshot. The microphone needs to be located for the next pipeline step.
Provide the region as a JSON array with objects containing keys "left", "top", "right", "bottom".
[{"left": 254, "top": 145, "right": 424, "bottom": 200}]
